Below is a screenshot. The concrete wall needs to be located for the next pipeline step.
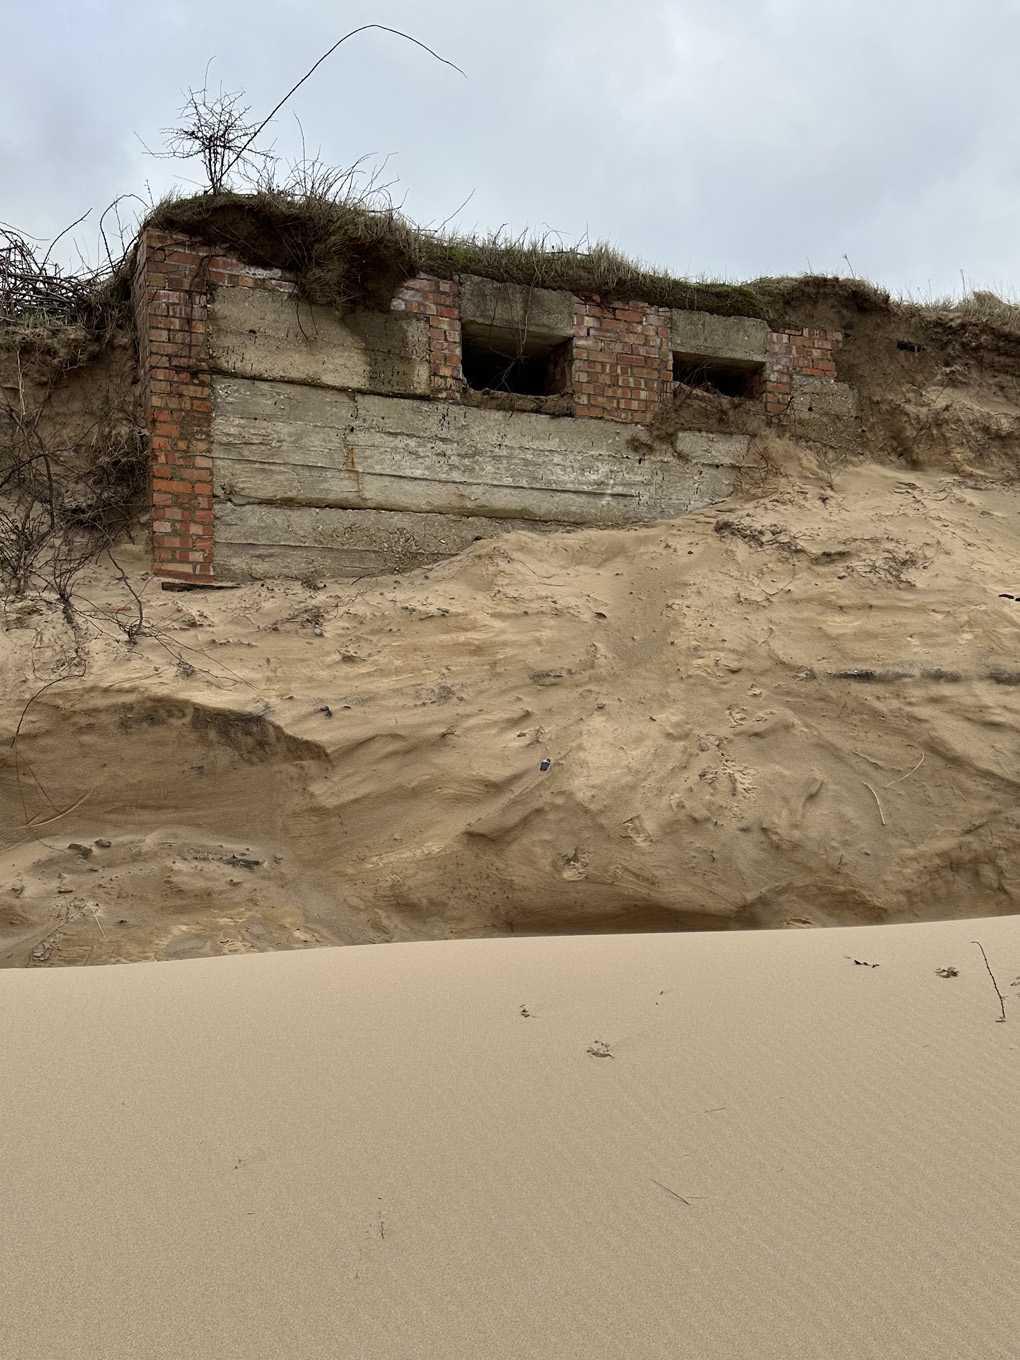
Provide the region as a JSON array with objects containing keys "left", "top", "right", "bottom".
[
  {"left": 215, "top": 504, "right": 561, "bottom": 580},
  {"left": 209, "top": 286, "right": 430, "bottom": 396},
  {"left": 206, "top": 285, "right": 758, "bottom": 580},
  {"left": 211, "top": 375, "right": 750, "bottom": 578}
]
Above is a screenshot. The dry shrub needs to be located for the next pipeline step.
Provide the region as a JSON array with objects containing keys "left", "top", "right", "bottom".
[{"left": 1, "top": 246, "right": 144, "bottom": 617}]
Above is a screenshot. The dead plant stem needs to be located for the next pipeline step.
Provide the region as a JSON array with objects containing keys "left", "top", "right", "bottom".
[
  {"left": 972, "top": 940, "right": 1007, "bottom": 1022},
  {"left": 863, "top": 781, "right": 887, "bottom": 825}
]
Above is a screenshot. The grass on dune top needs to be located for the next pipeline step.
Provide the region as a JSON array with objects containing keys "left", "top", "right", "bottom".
[{"left": 144, "top": 190, "right": 800, "bottom": 319}]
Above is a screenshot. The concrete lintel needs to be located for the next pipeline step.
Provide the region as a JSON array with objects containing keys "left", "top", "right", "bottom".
[
  {"left": 459, "top": 275, "right": 575, "bottom": 341},
  {"left": 669, "top": 310, "right": 769, "bottom": 366}
]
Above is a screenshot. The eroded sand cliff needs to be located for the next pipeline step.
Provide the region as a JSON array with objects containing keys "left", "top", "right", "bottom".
[{"left": 5, "top": 449, "right": 1020, "bottom": 963}]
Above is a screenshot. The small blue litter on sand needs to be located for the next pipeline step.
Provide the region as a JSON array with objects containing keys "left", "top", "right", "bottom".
[{"left": 540, "top": 759, "right": 551, "bottom": 771}]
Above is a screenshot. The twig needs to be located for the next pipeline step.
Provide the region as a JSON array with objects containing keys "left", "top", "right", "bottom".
[
  {"left": 27, "top": 775, "right": 105, "bottom": 827},
  {"left": 105, "top": 548, "right": 145, "bottom": 642},
  {"left": 863, "top": 781, "right": 887, "bottom": 825},
  {"left": 972, "top": 940, "right": 1007, "bottom": 1022},
  {"left": 885, "top": 752, "right": 924, "bottom": 788},
  {"left": 90, "top": 906, "right": 108, "bottom": 940},
  {"left": 221, "top": 25, "right": 466, "bottom": 184},
  {"left": 39, "top": 209, "right": 91, "bottom": 272},
  {"left": 760, "top": 565, "right": 797, "bottom": 598},
  {"left": 11, "top": 666, "right": 86, "bottom": 746},
  {"left": 96, "top": 195, "right": 146, "bottom": 274},
  {"left": 651, "top": 1178, "right": 690, "bottom": 1205},
  {"left": 432, "top": 187, "right": 477, "bottom": 235}
]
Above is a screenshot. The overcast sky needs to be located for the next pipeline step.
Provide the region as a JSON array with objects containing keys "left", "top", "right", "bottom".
[{"left": 4, "top": 0, "right": 1020, "bottom": 298}]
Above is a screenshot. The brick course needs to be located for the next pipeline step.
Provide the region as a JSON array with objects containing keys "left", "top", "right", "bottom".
[
  {"left": 390, "top": 281, "right": 674, "bottom": 422},
  {"left": 571, "top": 298, "right": 673, "bottom": 423},
  {"left": 764, "top": 326, "right": 842, "bottom": 421},
  {"left": 391, "top": 275, "right": 463, "bottom": 397}
]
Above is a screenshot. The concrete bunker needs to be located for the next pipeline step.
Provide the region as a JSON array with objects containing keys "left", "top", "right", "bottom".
[{"left": 134, "top": 231, "right": 854, "bottom": 581}]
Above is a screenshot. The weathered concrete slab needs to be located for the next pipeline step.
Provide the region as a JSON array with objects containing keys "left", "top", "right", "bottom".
[
  {"left": 786, "top": 377, "right": 861, "bottom": 453},
  {"left": 209, "top": 287, "right": 430, "bottom": 395},
  {"left": 790, "top": 376, "right": 859, "bottom": 418},
  {"left": 673, "top": 431, "right": 757, "bottom": 464},
  {"left": 214, "top": 502, "right": 562, "bottom": 579},
  {"left": 459, "top": 275, "right": 575, "bottom": 341},
  {"left": 669, "top": 310, "right": 768, "bottom": 366},
  {"left": 212, "top": 378, "right": 751, "bottom": 529}
]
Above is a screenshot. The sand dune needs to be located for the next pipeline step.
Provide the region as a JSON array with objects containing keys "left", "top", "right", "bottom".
[
  {"left": 2, "top": 913, "right": 1019, "bottom": 1358},
  {"left": 8, "top": 462, "right": 1020, "bottom": 957}
]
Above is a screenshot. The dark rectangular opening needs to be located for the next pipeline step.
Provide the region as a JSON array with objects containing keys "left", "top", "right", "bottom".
[
  {"left": 462, "top": 324, "right": 571, "bottom": 396},
  {"left": 672, "top": 355, "right": 763, "bottom": 399}
]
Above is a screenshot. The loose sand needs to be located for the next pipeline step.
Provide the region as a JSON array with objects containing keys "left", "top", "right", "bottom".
[
  {"left": 6, "top": 458, "right": 1020, "bottom": 955},
  {"left": 4, "top": 441, "right": 1020, "bottom": 1354},
  {"left": 2, "top": 914, "right": 1018, "bottom": 1358}
]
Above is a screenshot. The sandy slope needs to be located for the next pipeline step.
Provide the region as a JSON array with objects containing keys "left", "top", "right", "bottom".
[
  {"left": 4, "top": 457, "right": 1020, "bottom": 959},
  {"left": 1, "top": 915, "right": 1018, "bottom": 1359}
]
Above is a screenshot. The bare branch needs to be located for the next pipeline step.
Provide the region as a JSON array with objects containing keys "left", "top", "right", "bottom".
[
  {"left": 220, "top": 25, "right": 466, "bottom": 186},
  {"left": 153, "top": 84, "right": 274, "bottom": 193}
]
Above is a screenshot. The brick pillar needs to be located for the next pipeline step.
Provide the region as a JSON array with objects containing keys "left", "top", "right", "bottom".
[
  {"left": 134, "top": 229, "right": 299, "bottom": 579},
  {"left": 133, "top": 229, "right": 215, "bottom": 579},
  {"left": 391, "top": 275, "right": 463, "bottom": 397},
  {"left": 570, "top": 298, "right": 672, "bottom": 422},
  {"left": 765, "top": 326, "right": 841, "bottom": 423}
]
